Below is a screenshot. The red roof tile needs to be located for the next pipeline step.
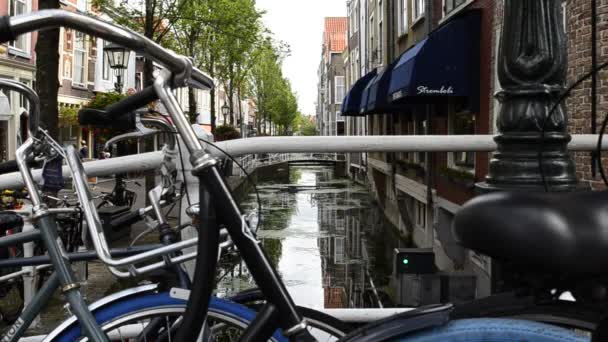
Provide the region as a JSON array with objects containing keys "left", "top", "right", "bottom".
[{"left": 324, "top": 17, "right": 347, "bottom": 58}]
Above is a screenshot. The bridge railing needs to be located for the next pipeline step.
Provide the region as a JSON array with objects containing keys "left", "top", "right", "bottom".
[{"left": 229, "top": 152, "right": 345, "bottom": 177}]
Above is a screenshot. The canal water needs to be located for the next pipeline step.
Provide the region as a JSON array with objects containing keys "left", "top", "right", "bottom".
[{"left": 218, "top": 164, "right": 409, "bottom": 309}]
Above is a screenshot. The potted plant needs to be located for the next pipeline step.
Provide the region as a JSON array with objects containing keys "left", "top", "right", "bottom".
[{"left": 438, "top": 166, "right": 475, "bottom": 189}]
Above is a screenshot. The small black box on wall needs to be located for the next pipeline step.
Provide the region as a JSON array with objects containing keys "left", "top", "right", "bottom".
[{"left": 394, "top": 248, "right": 435, "bottom": 274}]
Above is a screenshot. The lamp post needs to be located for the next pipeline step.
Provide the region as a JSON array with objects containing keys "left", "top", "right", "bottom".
[
  {"left": 478, "top": 0, "right": 578, "bottom": 192},
  {"left": 104, "top": 43, "right": 131, "bottom": 93},
  {"left": 221, "top": 103, "right": 229, "bottom": 126}
]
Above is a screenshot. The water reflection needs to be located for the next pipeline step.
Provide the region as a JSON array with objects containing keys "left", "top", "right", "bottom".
[{"left": 222, "top": 165, "right": 408, "bottom": 309}]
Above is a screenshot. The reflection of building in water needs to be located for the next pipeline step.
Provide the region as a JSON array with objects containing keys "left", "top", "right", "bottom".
[{"left": 316, "top": 170, "right": 385, "bottom": 308}]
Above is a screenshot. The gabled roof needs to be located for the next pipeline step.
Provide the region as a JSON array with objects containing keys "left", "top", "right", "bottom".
[{"left": 324, "top": 17, "right": 347, "bottom": 59}]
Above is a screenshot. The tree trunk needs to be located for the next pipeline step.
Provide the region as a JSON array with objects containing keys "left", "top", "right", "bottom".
[
  {"left": 188, "top": 87, "right": 197, "bottom": 123},
  {"left": 228, "top": 85, "right": 234, "bottom": 126},
  {"left": 35, "top": 0, "right": 60, "bottom": 140},
  {"left": 210, "top": 58, "right": 216, "bottom": 133},
  {"left": 237, "top": 87, "right": 243, "bottom": 136}
]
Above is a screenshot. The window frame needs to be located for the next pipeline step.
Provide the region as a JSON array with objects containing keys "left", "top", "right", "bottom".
[
  {"left": 398, "top": 0, "right": 409, "bottom": 36},
  {"left": 448, "top": 105, "right": 476, "bottom": 172},
  {"left": 8, "top": 0, "right": 31, "bottom": 57},
  {"left": 415, "top": 201, "right": 426, "bottom": 229},
  {"left": 102, "top": 40, "right": 111, "bottom": 81},
  {"left": 413, "top": 0, "right": 425, "bottom": 21},
  {"left": 335, "top": 76, "right": 345, "bottom": 105},
  {"left": 72, "top": 31, "right": 87, "bottom": 88}
]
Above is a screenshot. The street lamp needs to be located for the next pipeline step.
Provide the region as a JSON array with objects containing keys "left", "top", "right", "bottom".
[
  {"left": 104, "top": 43, "right": 131, "bottom": 93},
  {"left": 221, "top": 103, "right": 229, "bottom": 125}
]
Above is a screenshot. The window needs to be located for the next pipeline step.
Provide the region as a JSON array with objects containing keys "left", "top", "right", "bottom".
[
  {"left": 335, "top": 76, "right": 345, "bottom": 104},
  {"left": 415, "top": 115, "right": 426, "bottom": 164},
  {"left": 369, "top": 15, "right": 374, "bottom": 64},
  {"left": 337, "top": 111, "right": 344, "bottom": 122},
  {"left": 9, "top": 0, "right": 29, "bottom": 54},
  {"left": 73, "top": 32, "right": 87, "bottom": 87},
  {"left": 354, "top": 4, "right": 359, "bottom": 33},
  {"left": 443, "top": 0, "right": 467, "bottom": 17},
  {"left": 102, "top": 40, "right": 111, "bottom": 80},
  {"left": 379, "top": 22, "right": 383, "bottom": 62},
  {"left": 449, "top": 107, "right": 475, "bottom": 171},
  {"left": 334, "top": 236, "right": 345, "bottom": 264},
  {"left": 379, "top": 0, "right": 383, "bottom": 23},
  {"left": 413, "top": 0, "right": 425, "bottom": 20},
  {"left": 399, "top": 0, "right": 409, "bottom": 35},
  {"left": 19, "top": 79, "right": 30, "bottom": 111},
  {"left": 415, "top": 201, "right": 426, "bottom": 229}
]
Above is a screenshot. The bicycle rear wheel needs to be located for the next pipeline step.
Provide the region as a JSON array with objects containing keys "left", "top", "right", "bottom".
[{"left": 398, "top": 318, "right": 589, "bottom": 341}]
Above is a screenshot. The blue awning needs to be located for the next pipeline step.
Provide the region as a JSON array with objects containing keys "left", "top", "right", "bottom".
[
  {"left": 363, "top": 60, "right": 398, "bottom": 115},
  {"left": 341, "top": 69, "right": 377, "bottom": 116},
  {"left": 388, "top": 10, "right": 480, "bottom": 107}
]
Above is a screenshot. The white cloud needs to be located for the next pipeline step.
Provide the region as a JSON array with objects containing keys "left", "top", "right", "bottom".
[{"left": 256, "top": 0, "right": 347, "bottom": 115}]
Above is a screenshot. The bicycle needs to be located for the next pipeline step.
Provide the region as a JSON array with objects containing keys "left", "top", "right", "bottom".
[
  {"left": 0, "top": 79, "right": 349, "bottom": 341},
  {"left": 0, "top": 8, "right": 596, "bottom": 342}
]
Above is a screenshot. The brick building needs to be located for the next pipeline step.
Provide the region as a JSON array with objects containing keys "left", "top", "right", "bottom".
[
  {"left": 0, "top": 0, "right": 38, "bottom": 162},
  {"left": 343, "top": 0, "right": 497, "bottom": 297},
  {"left": 563, "top": 0, "right": 608, "bottom": 189},
  {"left": 317, "top": 17, "right": 348, "bottom": 137}
]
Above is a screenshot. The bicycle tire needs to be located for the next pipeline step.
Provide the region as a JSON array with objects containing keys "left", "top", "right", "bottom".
[
  {"left": 53, "top": 292, "right": 288, "bottom": 342},
  {"left": 230, "top": 288, "right": 352, "bottom": 339},
  {"left": 394, "top": 318, "right": 589, "bottom": 341}
]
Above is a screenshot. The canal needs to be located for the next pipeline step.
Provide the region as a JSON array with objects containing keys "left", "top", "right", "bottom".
[
  {"left": 218, "top": 164, "right": 409, "bottom": 309},
  {"left": 6, "top": 164, "right": 407, "bottom": 335}
]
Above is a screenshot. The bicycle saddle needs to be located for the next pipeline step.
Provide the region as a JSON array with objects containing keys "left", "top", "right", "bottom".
[{"left": 453, "top": 190, "right": 608, "bottom": 275}]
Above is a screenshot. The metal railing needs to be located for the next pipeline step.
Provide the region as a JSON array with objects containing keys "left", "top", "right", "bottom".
[{"left": 230, "top": 152, "right": 346, "bottom": 177}]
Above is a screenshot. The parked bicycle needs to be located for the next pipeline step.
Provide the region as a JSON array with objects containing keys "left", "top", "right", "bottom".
[{"left": 0, "top": 8, "right": 601, "bottom": 342}]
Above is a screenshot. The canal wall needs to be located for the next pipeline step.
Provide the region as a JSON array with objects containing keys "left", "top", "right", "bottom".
[
  {"left": 228, "top": 161, "right": 290, "bottom": 202},
  {"left": 356, "top": 165, "right": 485, "bottom": 305}
]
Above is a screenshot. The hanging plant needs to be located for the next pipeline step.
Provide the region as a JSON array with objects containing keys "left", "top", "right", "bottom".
[
  {"left": 58, "top": 106, "right": 79, "bottom": 128},
  {"left": 84, "top": 92, "right": 127, "bottom": 110}
]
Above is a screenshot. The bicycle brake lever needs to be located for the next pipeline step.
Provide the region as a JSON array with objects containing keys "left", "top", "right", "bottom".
[{"left": 104, "top": 115, "right": 158, "bottom": 150}]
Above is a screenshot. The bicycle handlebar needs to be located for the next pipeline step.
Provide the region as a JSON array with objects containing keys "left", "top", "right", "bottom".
[
  {"left": 78, "top": 108, "right": 136, "bottom": 130},
  {"left": 2, "top": 10, "right": 214, "bottom": 90},
  {"left": 0, "top": 79, "right": 39, "bottom": 137},
  {"left": 104, "top": 85, "right": 158, "bottom": 119}
]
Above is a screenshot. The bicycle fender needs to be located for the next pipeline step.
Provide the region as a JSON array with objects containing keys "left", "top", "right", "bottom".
[{"left": 338, "top": 304, "right": 453, "bottom": 342}]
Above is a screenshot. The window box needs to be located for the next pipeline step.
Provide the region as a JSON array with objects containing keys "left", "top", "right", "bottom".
[
  {"left": 438, "top": 166, "right": 475, "bottom": 189},
  {"left": 396, "top": 159, "right": 426, "bottom": 179}
]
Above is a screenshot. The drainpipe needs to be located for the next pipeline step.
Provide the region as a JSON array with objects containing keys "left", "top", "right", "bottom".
[
  {"left": 424, "top": 0, "right": 434, "bottom": 247},
  {"left": 591, "top": 0, "right": 597, "bottom": 176}
]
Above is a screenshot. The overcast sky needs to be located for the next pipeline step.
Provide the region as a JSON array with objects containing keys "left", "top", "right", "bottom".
[{"left": 255, "top": 0, "right": 347, "bottom": 116}]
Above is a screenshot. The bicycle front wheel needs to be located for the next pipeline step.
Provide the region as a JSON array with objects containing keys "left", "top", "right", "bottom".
[{"left": 53, "top": 293, "right": 288, "bottom": 342}]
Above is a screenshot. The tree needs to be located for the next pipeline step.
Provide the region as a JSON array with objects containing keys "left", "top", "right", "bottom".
[
  {"left": 170, "top": 0, "right": 264, "bottom": 131},
  {"left": 249, "top": 39, "right": 287, "bottom": 135},
  {"left": 214, "top": 0, "right": 263, "bottom": 127},
  {"left": 36, "top": 0, "right": 61, "bottom": 140},
  {"left": 269, "top": 80, "right": 298, "bottom": 135}
]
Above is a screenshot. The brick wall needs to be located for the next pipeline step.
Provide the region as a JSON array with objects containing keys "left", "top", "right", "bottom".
[{"left": 566, "top": 0, "right": 608, "bottom": 190}]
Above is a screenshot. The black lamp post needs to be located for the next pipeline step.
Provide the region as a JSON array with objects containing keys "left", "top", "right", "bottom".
[
  {"left": 221, "top": 103, "right": 229, "bottom": 126},
  {"left": 104, "top": 43, "right": 131, "bottom": 93}
]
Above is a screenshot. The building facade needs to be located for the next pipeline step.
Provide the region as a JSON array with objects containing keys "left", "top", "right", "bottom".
[
  {"left": 344, "top": 0, "right": 497, "bottom": 297},
  {"left": 317, "top": 17, "right": 347, "bottom": 137},
  {"left": 0, "top": 0, "right": 38, "bottom": 162}
]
